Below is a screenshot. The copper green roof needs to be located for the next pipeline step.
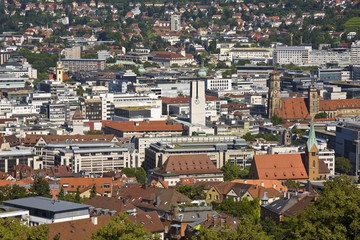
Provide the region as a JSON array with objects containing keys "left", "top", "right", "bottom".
[{"left": 307, "top": 118, "right": 318, "bottom": 151}]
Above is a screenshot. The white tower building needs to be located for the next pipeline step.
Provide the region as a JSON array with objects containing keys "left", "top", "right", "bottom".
[
  {"left": 171, "top": 15, "right": 181, "bottom": 32},
  {"left": 190, "top": 80, "right": 206, "bottom": 126}
]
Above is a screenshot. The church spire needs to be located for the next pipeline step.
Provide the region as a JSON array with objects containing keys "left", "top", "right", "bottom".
[{"left": 307, "top": 118, "right": 318, "bottom": 151}]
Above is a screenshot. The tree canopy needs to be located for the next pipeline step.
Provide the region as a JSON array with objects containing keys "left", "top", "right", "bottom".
[
  {"left": 121, "top": 167, "right": 147, "bottom": 185},
  {"left": 176, "top": 185, "right": 206, "bottom": 200},
  {"left": 285, "top": 175, "right": 360, "bottom": 239},
  {"left": 0, "top": 218, "right": 48, "bottom": 240},
  {"left": 271, "top": 115, "right": 286, "bottom": 126},
  {"left": 220, "top": 161, "right": 249, "bottom": 181},
  {"left": 30, "top": 177, "right": 51, "bottom": 198},
  {"left": 335, "top": 157, "right": 352, "bottom": 174},
  {"left": 91, "top": 212, "right": 160, "bottom": 240}
]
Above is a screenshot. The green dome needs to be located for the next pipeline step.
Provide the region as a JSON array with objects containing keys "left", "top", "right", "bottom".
[
  {"left": 138, "top": 65, "right": 146, "bottom": 74},
  {"left": 198, "top": 67, "right": 207, "bottom": 77}
]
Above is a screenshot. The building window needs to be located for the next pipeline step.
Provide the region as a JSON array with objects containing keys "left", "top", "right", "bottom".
[{"left": 313, "top": 160, "right": 316, "bottom": 168}]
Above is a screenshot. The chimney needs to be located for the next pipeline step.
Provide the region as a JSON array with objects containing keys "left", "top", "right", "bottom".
[
  {"left": 155, "top": 196, "right": 160, "bottom": 207},
  {"left": 173, "top": 206, "right": 178, "bottom": 217},
  {"left": 220, "top": 218, "right": 225, "bottom": 227},
  {"left": 91, "top": 217, "right": 98, "bottom": 225},
  {"left": 260, "top": 182, "right": 264, "bottom": 187}
]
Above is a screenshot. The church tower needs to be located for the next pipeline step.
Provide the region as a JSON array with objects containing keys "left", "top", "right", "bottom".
[
  {"left": 190, "top": 80, "right": 206, "bottom": 126},
  {"left": 304, "top": 118, "right": 320, "bottom": 180},
  {"left": 56, "top": 53, "right": 64, "bottom": 82},
  {"left": 267, "top": 70, "right": 281, "bottom": 118},
  {"left": 307, "top": 80, "right": 319, "bottom": 117}
]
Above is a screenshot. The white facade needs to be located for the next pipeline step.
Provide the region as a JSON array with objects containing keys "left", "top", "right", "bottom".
[
  {"left": 218, "top": 48, "right": 272, "bottom": 63},
  {"left": 205, "top": 78, "right": 232, "bottom": 91},
  {"left": 273, "top": 46, "right": 312, "bottom": 65},
  {"left": 59, "top": 146, "right": 130, "bottom": 174},
  {"left": 170, "top": 15, "right": 181, "bottom": 31},
  {"left": 156, "top": 83, "right": 190, "bottom": 97},
  {"left": 63, "top": 45, "right": 81, "bottom": 59},
  {"left": 309, "top": 50, "right": 350, "bottom": 65},
  {"left": 351, "top": 41, "right": 360, "bottom": 64},
  {"left": 245, "top": 94, "right": 263, "bottom": 105},
  {"left": 190, "top": 80, "right": 206, "bottom": 126},
  {"left": 99, "top": 93, "right": 162, "bottom": 120}
]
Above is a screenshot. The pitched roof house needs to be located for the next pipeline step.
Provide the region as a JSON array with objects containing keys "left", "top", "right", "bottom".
[{"left": 151, "top": 154, "right": 224, "bottom": 186}]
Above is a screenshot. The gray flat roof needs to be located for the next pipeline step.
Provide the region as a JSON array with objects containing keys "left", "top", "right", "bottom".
[{"left": 4, "top": 197, "right": 90, "bottom": 213}]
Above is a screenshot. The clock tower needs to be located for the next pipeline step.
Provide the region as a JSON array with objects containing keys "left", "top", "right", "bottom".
[
  {"left": 190, "top": 80, "right": 206, "bottom": 126},
  {"left": 268, "top": 70, "right": 281, "bottom": 118}
]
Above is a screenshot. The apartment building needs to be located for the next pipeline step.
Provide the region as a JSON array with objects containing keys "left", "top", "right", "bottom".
[
  {"left": 57, "top": 142, "right": 130, "bottom": 174},
  {"left": 273, "top": 46, "right": 312, "bottom": 65},
  {"left": 61, "top": 59, "right": 105, "bottom": 72}
]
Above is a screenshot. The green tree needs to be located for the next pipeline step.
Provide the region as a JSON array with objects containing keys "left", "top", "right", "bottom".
[
  {"left": 26, "top": 224, "right": 49, "bottom": 240},
  {"left": 285, "top": 180, "right": 300, "bottom": 189},
  {"left": 0, "top": 218, "right": 48, "bottom": 240},
  {"left": 121, "top": 167, "right": 147, "bottom": 185},
  {"left": 58, "top": 187, "right": 65, "bottom": 200},
  {"left": 241, "top": 132, "right": 256, "bottom": 142},
  {"left": 90, "top": 184, "right": 97, "bottom": 198},
  {"left": 91, "top": 212, "right": 160, "bottom": 240},
  {"left": 0, "top": 218, "right": 28, "bottom": 240},
  {"left": 76, "top": 86, "right": 86, "bottom": 96},
  {"left": 314, "top": 112, "right": 328, "bottom": 119},
  {"left": 213, "top": 197, "right": 260, "bottom": 220},
  {"left": 0, "top": 185, "right": 29, "bottom": 202},
  {"left": 75, "top": 186, "right": 81, "bottom": 203},
  {"left": 271, "top": 115, "right": 286, "bottom": 126},
  {"left": 63, "top": 78, "right": 76, "bottom": 83},
  {"left": 176, "top": 185, "right": 206, "bottom": 200},
  {"left": 221, "top": 161, "right": 249, "bottom": 181},
  {"left": 87, "top": 130, "right": 103, "bottom": 135},
  {"left": 335, "top": 157, "right": 352, "bottom": 174},
  {"left": 288, "top": 176, "right": 360, "bottom": 239},
  {"left": 30, "top": 177, "right": 51, "bottom": 198}
]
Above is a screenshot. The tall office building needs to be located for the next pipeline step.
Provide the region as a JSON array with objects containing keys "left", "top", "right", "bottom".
[
  {"left": 273, "top": 46, "right": 312, "bottom": 65},
  {"left": 170, "top": 15, "right": 181, "bottom": 32},
  {"left": 63, "top": 45, "right": 81, "bottom": 59},
  {"left": 190, "top": 80, "right": 206, "bottom": 126},
  {"left": 351, "top": 41, "right": 360, "bottom": 64}
]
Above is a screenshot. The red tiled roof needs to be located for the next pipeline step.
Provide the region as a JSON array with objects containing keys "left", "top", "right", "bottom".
[
  {"left": 128, "top": 211, "right": 164, "bottom": 233},
  {"left": 320, "top": 99, "right": 360, "bottom": 111},
  {"left": 60, "top": 178, "right": 113, "bottom": 195},
  {"left": 276, "top": 98, "right": 311, "bottom": 120},
  {"left": 155, "top": 154, "right": 223, "bottom": 175},
  {"left": 84, "top": 196, "right": 138, "bottom": 213},
  {"left": 161, "top": 95, "right": 220, "bottom": 104},
  {"left": 48, "top": 215, "right": 111, "bottom": 240},
  {"left": 251, "top": 153, "right": 308, "bottom": 180},
  {"left": 232, "top": 179, "right": 287, "bottom": 192},
  {"left": 151, "top": 51, "right": 186, "bottom": 60},
  {"left": 104, "top": 120, "right": 183, "bottom": 132}
]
